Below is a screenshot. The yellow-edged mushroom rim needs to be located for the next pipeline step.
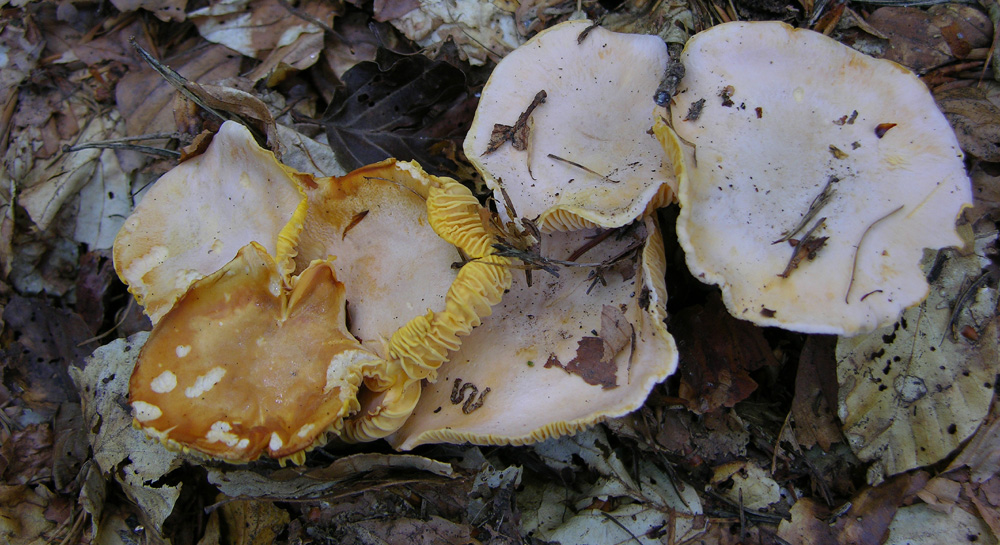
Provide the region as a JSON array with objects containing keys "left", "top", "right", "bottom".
[
  {"left": 464, "top": 20, "right": 677, "bottom": 232},
  {"left": 668, "top": 21, "right": 972, "bottom": 336},
  {"left": 388, "top": 215, "right": 678, "bottom": 450},
  {"left": 129, "top": 242, "right": 412, "bottom": 463},
  {"left": 293, "top": 159, "right": 512, "bottom": 381},
  {"left": 114, "top": 121, "right": 308, "bottom": 324}
]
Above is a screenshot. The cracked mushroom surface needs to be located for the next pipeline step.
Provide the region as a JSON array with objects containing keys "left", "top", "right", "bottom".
[
  {"left": 667, "top": 21, "right": 972, "bottom": 335},
  {"left": 293, "top": 159, "right": 512, "bottom": 382},
  {"left": 114, "top": 121, "right": 307, "bottom": 324},
  {"left": 129, "top": 243, "right": 403, "bottom": 463},
  {"left": 465, "top": 20, "right": 677, "bottom": 232},
  {"left": 389, "top": 216, "right": 678, "bottom": 450}
]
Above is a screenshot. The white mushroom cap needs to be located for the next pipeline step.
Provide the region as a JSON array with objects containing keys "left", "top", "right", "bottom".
[
  {"left": 114, "top": 121, "right": 307, "bottom": 324},
  {"left": 465, "top": 20, "right": 677, "bottom": 232},
  {"left": 668, "top": 21, "right": 972, "bottom": 335},
  {"left": 389, "top": 216, "right": 678, "bottom": 449}
]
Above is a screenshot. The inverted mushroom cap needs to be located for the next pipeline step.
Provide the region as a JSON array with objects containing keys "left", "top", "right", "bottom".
[
  {"left": 668, "top": 22, "right": 972, "bottom": 335},
  {"left": 389, "top": 216, "right": 678, "bottom": 449},
  {"left": 464, "top": 20, "right": 676, "bottom": 232},
  {"left": 129, "top": 242, "right": 407, "bottom": 463},
  {"left": 114, "top": 121, "right": 307, "bottom": 324},
  {"left": 294, "top": 159, "right": 512, "bottom": 381}
]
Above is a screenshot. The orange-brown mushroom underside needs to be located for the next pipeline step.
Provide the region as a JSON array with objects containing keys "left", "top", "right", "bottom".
[{"left": 129, "top": 243, "right": 386, "bottom": 462}]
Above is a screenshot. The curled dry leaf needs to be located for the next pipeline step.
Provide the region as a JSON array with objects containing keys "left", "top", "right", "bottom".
[
  {"left": 836, "top": 240, "right": 999, "bottom": 484},
  {"left": 110, "top": 0, "right": 187, "bottom": 22},
  {"left": 387, "top": 0, "right": 524, "bottom": 65}
]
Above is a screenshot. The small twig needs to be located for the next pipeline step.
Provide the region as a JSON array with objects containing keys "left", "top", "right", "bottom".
[
  {"left": 844, "top": 205, "right": 904, "bottom": 303},
  {"left": 778, "top": 217, "right": 827, "bottom": 278},
  {"left": 64, "top": 141, "right": 180, "bottom": 158},
  {"left": 600, "top": 512, "right": 643, "bottom": 545},
  {"left": 944, "top": 270, "right": 997, "bottom": 342},
  {"left": 774, "top": 176, "right": 837, "bottom": 244},
  {"left": 547, "top": 153, "right": 620, "bottom": 183}
]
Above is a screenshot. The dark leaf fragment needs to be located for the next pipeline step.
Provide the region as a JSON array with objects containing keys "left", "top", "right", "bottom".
[
  {"left": 482, "top": 90, "right": 547, "bottom": 155},
  {"left": 545, "top": 305, "right": 631, "bottom": 389},
  {"left": 671, "top": 293, "right": 779, "bottom": 414},
  {"left": 323, "top": 48, "right": 467, "bottom": 174}
]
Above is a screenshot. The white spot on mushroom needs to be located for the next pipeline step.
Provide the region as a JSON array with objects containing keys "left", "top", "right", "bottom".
[
  {"left": 209, "top": 238, "right": 224, "bottom": 255},
  {"left": 792, "top": 87, "right": 804, "bottom": 102},
  {"left": 185, "top": 367, "right": 226, "bottom": 398},
  {"left": 296, "top": 423, "right": 316, "bottom": 438},
  {"left": 174, "top": 268, "right": 202, "bottom": 290},
  {"left": 132, "top": 401, "right": 163, "bottom": 422},
  {"left": 122, "top": 246, "right": 169, "bottom": 282},
  {"left": 175, "top": 345, "right": 192, "bottom": 358},
  {"left": 256, "top": 337, "right": 266, "bottom": 347},
  {"left": 206, "top": 421, "right": 241, "bottom": 447},
  {"left": 151, "top": 371, "right": 177, "bottom": 393},
  {"left": 269, "top": 432, "right": 284, "bottom": 451},
  {"left": 326, "top": 350, "right": 383, "bottom": 394},
  {"left": 239, "top": 172, "right": 253, "bottom": 189},
  {"left": 236, "top": 438, "right": 250, "bottom": 450}
]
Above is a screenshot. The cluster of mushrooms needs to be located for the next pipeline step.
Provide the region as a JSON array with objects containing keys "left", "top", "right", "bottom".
[{"left": 113, "top": 21, "right": 971, "bottom": 464}]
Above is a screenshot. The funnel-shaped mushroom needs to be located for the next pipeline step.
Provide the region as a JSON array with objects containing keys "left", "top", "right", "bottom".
[
  {"left": 129, "top": 243, "right": 408, "bottom": 463},
  {"left": 465, "top": 20, "right": 677, "bottom": 232},
  {"left": 294, "top": 160, "right": 512, "bottom": 383},
  {"left": 389, "top": 216, "right": 678, "bottom": 449},
  {"left": 666, "top": 22, "right": 972, "bottom": 335}
]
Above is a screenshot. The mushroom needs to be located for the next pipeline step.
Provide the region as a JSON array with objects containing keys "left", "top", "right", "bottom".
[
  {"left": 114, "top": 121, "right": 308, "bottom": 324},
  {"left": 665, "top": 21, "right": 972, "bottom": 335},
  {"left": 129, "top": 242, "right": 408, "bottom": 464},
  {"left": 293, "top": 159, "right": 512, "bottom": 382},
  {"left": 465, "top": 20, "right": 678, "bottom": 232},
  {"left": 117, "top": 129, "right": 512, "bottom": 458},
  {"left": 389, "top": 216, "right": 678, "bottom": 449}
]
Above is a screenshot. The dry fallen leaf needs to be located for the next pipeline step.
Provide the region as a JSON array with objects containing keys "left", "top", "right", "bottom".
[
  {"left": 110, "top": 0, "right": 187, "bottom": 22},
  {"left": 884, "top": 503, "right": 997, "bottom": 545},
  {"left": 220, "top": 498, "right": 290, "bottom": 545},
  {"left": 837, "top": 241, "right": 999, "bottom": 484},
  {"left": 866, "top": 5, "right": 991, "bottom": 73},
  {"left": 936, "top": 82, "right": 1000, "bottom": 162},
  {"left": 69, "top": 333, "right": 184, "bottom": 538},
  {"left": 387, "top": 0, "right": 524, "bottom": 65},
  {"left": 710, "top": 460, "right": 781, "bottom": 511},
  {"left": 791, "top": 335, "right": 843, "bottom": 451}
]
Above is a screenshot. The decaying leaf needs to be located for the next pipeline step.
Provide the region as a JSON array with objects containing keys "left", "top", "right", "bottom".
[
  {"left": 69, "top": 333, "right": 184, "bottom": 538},
  {"left": 0, "top": 485, "right": 59, "bottom": 545},
  {"left": 948, "top": 396, "right": 1000, "bottom": 483},
  {"left": 837, "top": 241, "right": 999, "bottom": 484},
  {"left": 323, "top": 49, "right": 467, "bottom": 174},
  {"left": 190, "top": 0, "right": 334, "bottom": 61},
  {"left": 482, "top": 90, "right": 546, "bottom": 155}
]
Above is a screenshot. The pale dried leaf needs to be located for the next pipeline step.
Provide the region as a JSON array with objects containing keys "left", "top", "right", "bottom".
[
  {"left": 837, "top": 243, "right": 999, "bottom": 484},
  {"left": 948, "top": 396, "right": 1000, "bottom": 482},
  {"left": 275, "top": 124, "right": 347, "bottom": 177},
  {"left": 74, "top": 147, "right": 132, "bottom": 250},
  {"left": 884, "top": 503, "right": 997, "bottom": 545},
  {"left": 710, "top": 460, "right": 781, "bottom": 510},
  {"left": 388, "top": 0, "right": 524, "bottom": 65},
  {"left": 0, "top": 485, "right": 58, "bottom": 545},
  {"left": 220, "top": 499, "right": 290, "bottom": 545},
  {"left": 208, "top": 453, "right": 453, "bottom": 499},
  {"left": 110, "top": 0, "right": 187, "bottom": 22},
  {"left": 69, "top": 333, "right": 184, "bottom": 536},
  {"left": 190, "top": 0, "right": 333, "bottom": 60}
]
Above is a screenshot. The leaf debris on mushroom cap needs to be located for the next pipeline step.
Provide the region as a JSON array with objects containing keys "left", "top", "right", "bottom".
[
  {"left": 114, "top": 121, "right": 308, "bottom": 324},
  {"left": 388, "top": 216, "right": 678, "bottom": 450},
  {"left": 129, "top": 242, "right": 407, "bottom": 463},
  {"left": 293, "top": 159, "right": 512, "bottom": 382},
  {"left": 667, "top": 21, "right": 972, "bottom": 335},
  {"left": 465, "top": 20, "right": 679, "bottom": 233}
]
